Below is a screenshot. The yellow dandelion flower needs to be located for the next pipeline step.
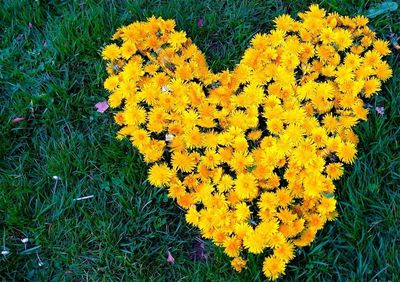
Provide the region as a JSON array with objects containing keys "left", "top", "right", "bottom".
[
  {"left": 231, "top": 257, "right": 247, "bottom": 272},
  {"left": 108, "top": 91, "right": 123, "bottom": 108},
  {"left": 113, "top": 112, "right": 125, "bottom": 125},
  {"left": 263, "top": 256, "right": 286, "bottom": 280},
  {"left": 235, "top": 173, "right": 258, "bottom": 200},
  {"left": 274, "top": 14, "right": 295, "bottom": 31},
  {"left": 274, "top": 241, "right": 295, "bottom": 263},
  {"left": 229, "top": 152, "right": 254, "bottom": 173},
  {"left": 102, "top": 43, "right": 120, "bottom": 60},
  {"left": 120, "top": 41, "right": 137, "bottom": 59},
  {"left": 325, "top": 162, "right": 343, "bottom": 180},
  {"left": 318, "top": 197, "right": 337, "bottom": 215},
  {"left": 337, "top": 142, "right": 357, "bottom": 164},
  {"left": 184, "top": 128, "right": 203, "bottom": 149},
  {"left": 243, "top": 229, "right": 267, "bottom": 254},
  {"left": 333, "top": 29, "right": 352, "bottom": 50},
  {"left": 373, "top": 39, "right": 391, "bottom": 56},
  {"left": 277, "top": 209, "right": 297, "bottom": 223},
  {"left": 235, "top": 202, "right": 251, "bottom": 221},
  {"left": 177, "top": 193, "right": 195, "bottom": 209},
  {"left": 202, "top": 149, "right": 221, "bottom": 169},
  {"left": 375, "top": 61, "right": 392, "bottom": 81},
  {"left": 276, "top": 188, "right": 292, "bottom": 207},
  {"left": 247, "top": 130, "right": 262, "bottom": 141},
  {"left": 148, "top": 163, "right": 173, "bottom": 187},
  {"left": 269, "top": 29, "right": 286, "bottom": 46},
  {"left": 202, "top": 131, "right": 219, "bottom": 148},
  {"left": 223, "top": 236, "right": 242, "bottom": 257},
  {"left": 307, "top": 213, "right": 326, "bottom": 230},
  {"left": 143, "top": 141, "right": 165, "bottom": 163},
  {"left": 104, "top": 75, "right": 119, "bottom": 91},
  {"left": 364, "top": 78, "right": 381, "bottom": 98},
  {"left": 131, "top": 128, "right": 150, "bottom": 148},
  {"left": 292, "top": 139, "right": 317, "bottom": 167},
  {"left": 258, "top": 192, "right": 278, "bottom": 211},
  {"left": 218, "top": 174, "right": 234, "bottom": 192},
  {"left": 168, "top": 30, "right": 187, "bottom": 48},
  {"left": 171, "top": 151, "right": 197, "bottom": 172},
  {"left": 294, "top": 228, "right": 317, "bottom": 247},
  {"left": 364, "top": 50, "right": 382, "bottom": 67},
  {"left": 185, "top": 206, "right": 200, "bottom": 225},
  {"left": 322, "top": 113, "right": 338, "bottom": 133}
]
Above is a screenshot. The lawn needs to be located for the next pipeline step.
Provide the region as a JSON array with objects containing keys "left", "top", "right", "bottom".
[{"left": 1, "top": 0, "right": 399, "bottom": 281}]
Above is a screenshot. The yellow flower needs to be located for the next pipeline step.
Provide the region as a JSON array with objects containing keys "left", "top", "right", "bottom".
[
  {"left": 274, "top": 241, "right": 295, "bottom": 262},
  {"left": 235, "top": 173, "right": 258, "bottom": 200},
  {"left": 120, "top": 41, "right": 137, "bottom": 59},
  {"left": 113, "top": 112, "right": 124, "bottom": 125},
  {"left": 337, "top": 142, "right": 357, "bottom": 164},
  {"left": 318, "top": 197, "right": 337, "bottom": 215},
  {"left": 307, "top": 213, "right": 326, "bottom": 230},
  {"left": 319, "top": 27, "right": 334, "bottom": 44},
  {"left": 235, "top": 202, "right": 251, "bottom": 221},
  {"left": 104, "top": 75, "right": 119, "bottom": 91},
  {"left": 229, "top": 152, "right": 254, "bottom": 173},
  {"left": 277, "top": 209, "right": 297, "bottom": 223},
  {"left": 333, "top": 29, "right": 353, "bottom": 50},
  {"left": 243, "top": 229, "right": 267, "bottom": 254},
  {"left": 292, "top": 139, "right": 317, "bottom": 167},
  {"left": 123, "top": 106, "right": 147, "bottom": 126},
  {"left": 263, "top": 256, "right": 286, "bottom": 280},
  {"left": 269, "top": 29, "right": 286, "bottom": 46},
  {"left": 131, "top": 129, "right": 150, "bottom": 148},
  {"left": 364, "top": 50, "right": 382, "bottom": 67},
  {"left": 148, "top": 163, "right": 173, "bottom": 187},
  {"left": 142, "top": 141, "right": 165, "bottom": 163},
  {"left": 102, "top": 43, "right": 120, "bottom": 60},
  {"left": 375, "top": 62, "right": 392, "bottom": 81},
  {"left": 177, "top": 193, "right": 195, "bottom": 209},
  {"left": 325, "top": 162, "right": 343, "bottom": 180},
  {"left": 168, "top": 30, "right": 187, "bottom": 48},
  {"left": 274, "top": 14, "right": 295, "bottom": 31},
  {"left": 108, "top": 91, "right": 123, "bottom": 108},
  {"left": 223, "top": 236, "right": 242, "bottom": 257},
  {"left": 172, "top": 151, "right": 197, "bottom": 172},
  {"left": 184, "top": 128, "right": 203, "bottom": 149},
  {"left": 185, "top": 206, "right": 200, "bottom": 225},
  {"left": 247, "top": 130, "right": 262, "bottom": 141},
  {"left": 373, "top": 39, "right": 391, "bottom": 56},
  {"left": 231, "top": 257, "right": 247, "bottom": 272},
  {"left": 201, "top": 149, "right": 221, "bottom": 169},
  {"left": 258, "top": 192, "right": 278, "bottom": 211}
]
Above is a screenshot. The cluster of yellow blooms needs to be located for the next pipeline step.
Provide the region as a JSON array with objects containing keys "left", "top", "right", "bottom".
[{"left": 102, "top": 5, "right": 391, "bottom": 280}]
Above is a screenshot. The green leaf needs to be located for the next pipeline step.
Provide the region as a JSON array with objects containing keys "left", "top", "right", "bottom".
[
  {"left": 246, "top": 165, "right": 256, "bottom": 172},
  {"left": 366, "top": 1, "right": 398, "bottom": 18},
  {"left": 100, "top": 181, "right": 111, "bottom": 192}
]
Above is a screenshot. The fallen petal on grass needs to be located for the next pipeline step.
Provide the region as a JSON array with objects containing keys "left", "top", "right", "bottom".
[
  {"left": 95, "top": 101, "right": 109, "bottom": 113},
  {"left": 167, "top": 250, "right": 175, "bottom": 264},
  {"left": 191, "top": 239, "right": 208, "bottom": 261},
  {"left": 12, "top": 117, "right": 25, "bottom": 123},
  {"left": 376, "top": 106, "right": 385, "bottom": 115},
  {"left": 197, "top": 18, "right": 204, "bottom": 27}
]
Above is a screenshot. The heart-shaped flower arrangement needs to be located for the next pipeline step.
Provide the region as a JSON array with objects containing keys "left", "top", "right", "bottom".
[{"left": 101, "top": 5, "right": 392, "bottom": 280}]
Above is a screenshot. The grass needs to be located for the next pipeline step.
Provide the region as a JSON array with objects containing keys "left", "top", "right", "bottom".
[{"left": 1, "top": 0, "right": 399, "bottom": 280}]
